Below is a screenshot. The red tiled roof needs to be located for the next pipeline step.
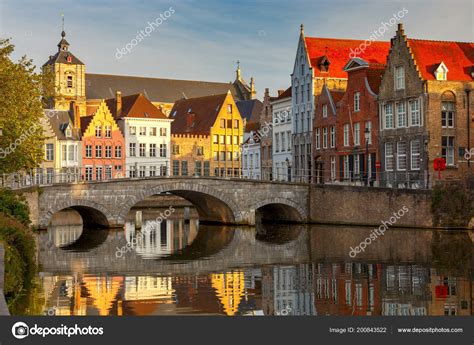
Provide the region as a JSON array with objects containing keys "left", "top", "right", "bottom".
[
  {"left": 105, "top": 93, "right": 168, "bottom": 119},
  {"left": 407, "top": 39, "right": 473, "bottom": 81},
  {"left": 275, "top": 87, "right": 292, "bottom": 100},
  {"left": 304, "top": 37, "right": 390, "bottom": 78},
  {"left": 170, "top": 93, "right": 228, "bottom": 135}
]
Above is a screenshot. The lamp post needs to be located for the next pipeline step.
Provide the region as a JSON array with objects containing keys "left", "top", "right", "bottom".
[
  {"left": 364, "top": 127, "right": 370, "bottom": 186},
  {"left": 286, "top": 157, "right": 291, "bottom": 182}
]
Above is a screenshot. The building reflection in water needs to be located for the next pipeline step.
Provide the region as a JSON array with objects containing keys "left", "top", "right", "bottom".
[{"left": 38, "top": 216, "right": 472, "bottom": 316}]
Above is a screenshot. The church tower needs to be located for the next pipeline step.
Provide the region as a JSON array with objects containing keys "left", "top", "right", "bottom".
[{"left": 43, "top": 22, "right": 86, "bottom": 114}]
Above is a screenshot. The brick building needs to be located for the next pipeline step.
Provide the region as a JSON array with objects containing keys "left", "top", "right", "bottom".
[
  {"left": 378, "top": 24, "right": 474, "bottom": 188},
  {"left": 260, "top": 88, "right": 277, "bottom": 180}
]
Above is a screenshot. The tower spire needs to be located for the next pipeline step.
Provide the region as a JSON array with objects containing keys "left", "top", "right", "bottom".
[{"left": 236, "top": 60, "right": 241, "bottom": 81}]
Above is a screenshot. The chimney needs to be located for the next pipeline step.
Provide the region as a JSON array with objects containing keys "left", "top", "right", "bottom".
[
  {"left": 116, "top": 91, "right": 122, "bottom": 117},
  {"left": 70, "top": 101, "right": 80, "bottom": 130},
  {"left": 250, "top": 77, "right": 256, "bottom": 99}
]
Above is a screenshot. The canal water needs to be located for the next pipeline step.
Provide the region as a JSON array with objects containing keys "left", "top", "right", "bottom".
[{"left": 32, "top": 207, "right": 472, "bottom": 316}]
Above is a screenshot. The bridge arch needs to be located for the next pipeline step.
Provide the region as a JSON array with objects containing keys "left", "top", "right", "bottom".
[
  {"left": 251, "top": 198, "right": 306, "bottom": 223},
  {"left": 41, "top": 199, "right": 113, "bottom": 228},
  {"left": 117, "top": 181, "right": 240, "bottom": 224}
]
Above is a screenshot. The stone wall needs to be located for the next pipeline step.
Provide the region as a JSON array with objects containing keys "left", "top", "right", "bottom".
[{"left": 309, "top": 184, "right": 434, "bottom": 228}]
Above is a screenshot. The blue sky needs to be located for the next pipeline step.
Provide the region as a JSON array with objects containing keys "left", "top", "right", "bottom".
[{"left": 1, "top": 0, "right": 472, "bottom": 96}]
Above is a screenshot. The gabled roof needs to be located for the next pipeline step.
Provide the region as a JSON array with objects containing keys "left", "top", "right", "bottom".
[
  {"left": 406, "top": 39, "right": 473, "bottom": 81},
  {"left": 105, "top": 93, "right": 168, "bottom": 120},
  {"left": 170, "top": 93, "right": 228, "bottom": 135},
  {"left": 304, "top": 37, "right": 390, "bottom": 78},
  {"left": 236, "top": 99, "right": 263, "bottom": 124},
  {"left": 43, "top": 109, "right": 81, "bottom": 140},
  {"left": 79, "top": 115, "right": 94, "bottom": 135},
  {"left": 43, "top": 50, "right": 84, "bottom": 66},
  {"left": 365, "top": 65, "right": 385, "bottom": 94},
  {"left": 86, "top": 74, "right": 243, "bottom": 103},
  {"left": 275, "top": 87, "right": 292, "bottom": 101}
]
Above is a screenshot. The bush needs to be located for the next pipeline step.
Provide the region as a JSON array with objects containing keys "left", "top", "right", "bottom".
[
  {"left": 0, "top": 189, "right": 30, "bottom": 226},
  {"left": 0, "top": 213, "right": 36, "bottom": 312}
]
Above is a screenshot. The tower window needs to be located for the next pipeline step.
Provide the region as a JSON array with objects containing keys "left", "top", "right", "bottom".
[{"left": 67, "top": 75, "right": 73, "bottom": 88}]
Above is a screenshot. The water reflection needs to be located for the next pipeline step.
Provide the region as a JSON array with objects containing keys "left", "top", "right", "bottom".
[{"left": 35, "top": 208, "right": 473, "bottom": 316}]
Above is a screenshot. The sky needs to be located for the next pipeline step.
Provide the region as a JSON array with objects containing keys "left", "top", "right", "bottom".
[{"left": 0, "top": 0, "right": 473, "bottom": 96}]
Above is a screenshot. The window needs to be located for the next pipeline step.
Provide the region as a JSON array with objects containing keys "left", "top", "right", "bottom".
[
  {"left": 105, "top": 125, "right": 112, "bottom": 138},
  {"left": 129, "top": 166, "right": 137, "bottom": 178},
  {"left": 226, "top": 135, "right": 231, "bottom": 145},
  {"left": 196, "top": 146, "right": 204, "bottom": 156},
  {"left": 139, "top": 166, "right": 146, "bottom": 178},
  {"left": 213, "top": 151, "right": 218, "bottom": 161},
  {"left": 397, "top": 102, "right": 406, "bottom": 128},
  {"left": 160, "top": 144, "right": 167, "bottom": 157},
  {"left": 330, "top": 126, "right": 335, "bottom": 148},
  {"left": 149, "top": 166, "right": 157, "bottom": 177},
  {"left": 220, "top": 151, "right": 226, "bottom": 161},
  {"left": 442, "top": 136, "right": 455, "bottom": 166},
  {"left": 67, "top": 75, "right": 73, "bottom": 88},
  {"left": 150, "top": 143, "right": 157, "bottom": 157},
  {"left": 322, "top": 104, "right": 328, "bottom": 118},
  {"left": 411, "top": 140, "right": 421, "bottom": 170},
  {"left": 365, "top": 121, "right": 372, "bottom": 145},
  {"left": 410, "top": 99, "right": 420, "bottom": 126},
  {"left": 234, "top": 120, "right": 239, "bottom": 129},
  {"left": 354, "top": 154, "right": 360, "bottom": 175},
  {"left": 233, "top": 136, "right": 239, "bottom": 145},
  {"left": 181, "top": 161, "right": 188, "bottom": 176},
  {"left": 95, "top": 145, "right": 102, "bottom": 158},
  {"left": 281, "top": 133, "right": 286, "bottom": 152},
  {"left": 227, "top": 104, "right": 232, "bottom": 114},
  {"left": 330, "top": 156, "right": 336, "bottom": 181},
  {"left": 85, "top": 167, "right": 93, "bottom": 181},
  {"left": 139, "top": 127, "right": 146, "bottom": 136},
  {"left": 172, "top": 145, "right": 180, "bottom": 155},
  {"left": 384, "top": 103, "right": 394, "bottom": 129},
  {"left": 234, "top": 151, "right": 239, "bottom": 161},
  {"left": 354, "top": 123, "right": 360, "bottom": 146},
  {"left": 85, "top": 145, "right": 92, "bottom": 158},
  {"left": 150, "top": 127, "right": 157, "bottom": 136},
  {"left": 195, "top": 161, "right": 202, "bottom": 176},
  {"left": 204, "top": 161, "right": 210, "bottom": 176},
  {"left": 95, "top": 126, "right": 102, "bottom": 138},
  {"left": 160, "top": 165, "right": 167, "bottom": 176},
  {"left": 220, "top": 119, "right": 226, "bottom": 128},
  {"left": 139, "top": 143, "right": 146, "bottom": 157},
  {"left": 275, "top": 133, "right": 280, "bottom": 152},
  {"left": 219, "top": 135, "right": 225, "bottom": 144},
  {"left": 315, "top": 128, "right": 321, "bottom": 149},
  {"left": 96, "top": 166, "right": 103, "bottom": 181},
  {"left": 105, "top": 145, "right": 112, "bottom": 158},
  {"left": 105, "top": 166, "right": 112, "bottom": 180},
  {"left": 385, "top": 143, "right": 394, "bottom": 171},
  {"left": 45, "top": 143, "right": 54, "bottom": 161},
  {"left": 172, "top": 161, "right": 180, "bottom": 176},
  {"left": 323, "top": 127, "right": 328, "bottom": 149},
  {"left": 129, "top": 126, "right": 136, "bottom": 135},
  {"left": 395, "top": 66, "right": 405, "bottom": 90},
  {"left": 160, "top": 128, "right": 167, "bottom": 136},
  {"left": 441, "top": 102, "right": 455, "bottom": 128},
  {"left": 343, "top": 156, "right": 350, "bottom": 179},
  {"left": 213, "top": 135, "right": 218, "bottom": 144},
  {"left": 129, "top": 143, "right": 136, "bottom": 156},
  {"left": 354, "top": 92, "right": 360, "bottom": 112},
  {"left": 397, "top": 142, "right": 407, "bottom": 171},
  {"left": 343, "top": 124, "right": 350, "bottom": 147},
  {"left": 227, "top": 151, "right": 232, "bottom": 161},
  {"left": 227, "top": 119, "right": 232, "bottom": 129},
  {"left": 115, "top": 145, "right": 122, "bottom": 158}
]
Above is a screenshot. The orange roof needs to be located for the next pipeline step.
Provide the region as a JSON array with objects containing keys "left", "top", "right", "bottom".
[
  {"left": 105, "top": 93, "right": 168, "bottom": 119},
  {"left": 407, "top": 39, "right": 473, "bottom": 81},
  {"left": 304, "top": 37, "right": 390, "bottom": 78}
]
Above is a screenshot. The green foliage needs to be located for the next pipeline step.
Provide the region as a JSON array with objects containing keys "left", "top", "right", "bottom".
[
  {"left": 0, "top": 38, "right": 54, "bottom": 174},
  {"left": 431, "top": 183, "right": 471, "bottom": 227},
  {"left": 0, "top": 188, "right": 30, "bottom": 225},
  {"left": 0, "top": 213, "right": 36, "bottom": 313}
]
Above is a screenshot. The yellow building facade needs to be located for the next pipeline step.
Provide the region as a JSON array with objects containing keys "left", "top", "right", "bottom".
[{"left": 171, "top": 91, "right": 244, "bottom": 177}]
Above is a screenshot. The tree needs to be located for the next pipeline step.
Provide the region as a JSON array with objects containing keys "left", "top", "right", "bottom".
[{"left": 0, "top": 38, "right": 54, "bottom": 174}]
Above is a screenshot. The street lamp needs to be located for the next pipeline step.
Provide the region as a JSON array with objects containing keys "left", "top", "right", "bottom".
[
  {"left": 364, "top": 127, "right": 370, "bottom": 186},
  {"left": 285, "top": 157, "right": 291, "bottom": 182}
]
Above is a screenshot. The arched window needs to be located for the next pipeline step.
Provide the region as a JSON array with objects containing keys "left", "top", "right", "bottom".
[
  {"left": 65, "top": 71, "right": 75, "bottom": 88},
  {"left": 441, "top": 91, "right": 456, "bottom": 128}
]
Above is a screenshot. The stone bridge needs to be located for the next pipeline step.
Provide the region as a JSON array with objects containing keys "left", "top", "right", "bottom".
[{"left": 33, "top": 177, "right": 310, "bottom": 228}]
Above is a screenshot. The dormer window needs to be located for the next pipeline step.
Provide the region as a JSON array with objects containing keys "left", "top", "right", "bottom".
[
  {"left": 67, "top": 55, "right": 72, "bottom": 63},
  {"left": 319, "top": 56, "right": 330, "bottom": 73},
  {"left": 435, "top": 62, "right": 448, "bottom": 81},
  {"left": 65, "top": 127, "right": 72, "bottom": 137}
]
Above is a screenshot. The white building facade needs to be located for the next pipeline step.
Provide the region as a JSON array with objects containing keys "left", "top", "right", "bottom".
[
  {"left": 241, "top": 132, "right": 261, "bottom": 179},
  {"left": 272, "top": 90, "right": 292, "bottom": 181}
]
